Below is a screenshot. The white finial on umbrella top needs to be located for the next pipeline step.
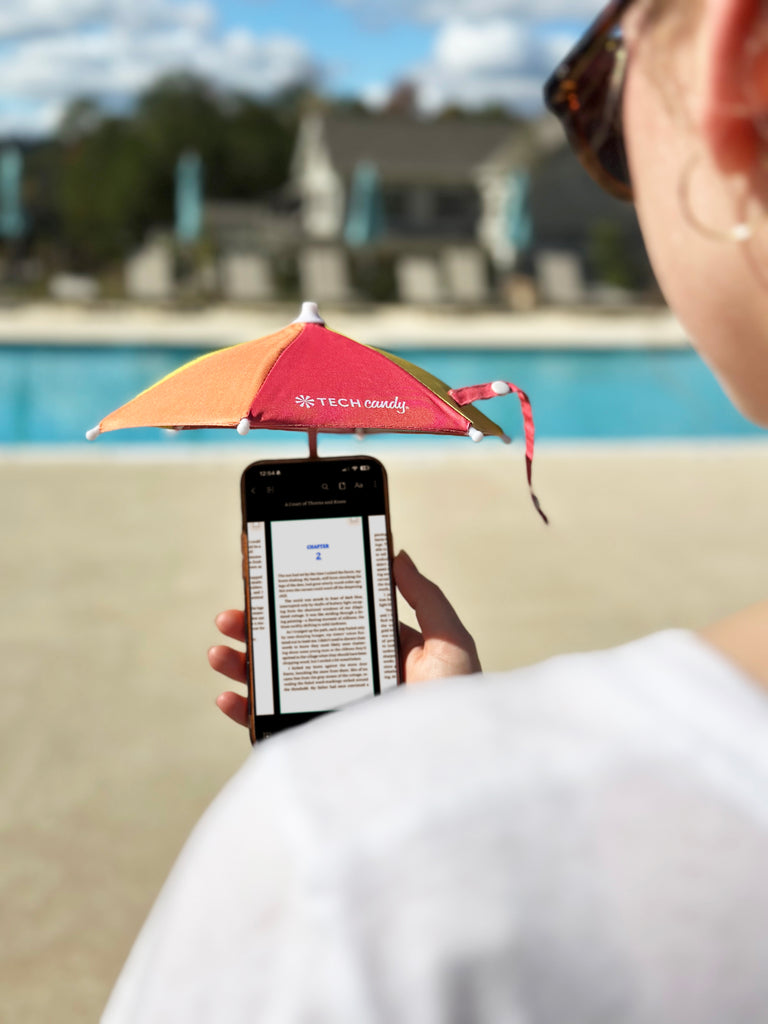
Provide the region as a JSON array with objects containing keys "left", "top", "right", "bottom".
[{"left": 292, "top": 301, "right": 325, "bottom": 326}]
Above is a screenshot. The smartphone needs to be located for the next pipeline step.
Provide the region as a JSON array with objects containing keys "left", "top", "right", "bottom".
[{"left": 240, "top": 456, "right": 401, "bottom": 743}]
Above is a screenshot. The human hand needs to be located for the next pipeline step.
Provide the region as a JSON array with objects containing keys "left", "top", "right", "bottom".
[
  {"left": 392, "top": 549, "right": 481, "bottom": 682},
  {"left": 208, "top": 609, "right": 250, "bottom": 728},
  {"left": 208, "top": 549, "right": 481, "bottom": 728}
]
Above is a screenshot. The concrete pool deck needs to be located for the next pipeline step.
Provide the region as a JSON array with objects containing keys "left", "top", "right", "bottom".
[
  {"left": 0, "top": 301, "right": 689, "bottom": 349},
  {"left": 3, "top": 442, "right": 768, "bottom": 1020}
]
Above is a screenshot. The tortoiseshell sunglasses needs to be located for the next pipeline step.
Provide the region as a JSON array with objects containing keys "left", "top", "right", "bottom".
[{"left": 544, "top": 0, "right": 636, "bottom": 201}]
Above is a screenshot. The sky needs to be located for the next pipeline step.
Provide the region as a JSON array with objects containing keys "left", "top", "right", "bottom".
[{"left": 0, "top": 0, "right": 602, "bottom": 138}]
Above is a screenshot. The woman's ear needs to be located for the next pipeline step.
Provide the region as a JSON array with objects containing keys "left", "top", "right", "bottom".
[{"left": 700, "top": 0, "right": 767, "bottom": 174}]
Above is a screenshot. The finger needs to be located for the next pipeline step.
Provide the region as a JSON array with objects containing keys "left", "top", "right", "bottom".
[
  {"left": 394, "top": 550, "right": 474, "bottom": 646},
  {"left": 215, "top": 609, "right": 246, "bottom": 644},
  {"left": 208, "top": 644, "right": 247, "bottom": 684},
  {"left": 215, "top": 692, "right": 249, "bottom": 727},
  {"left": 398, "top": 620, "right": 424, "bottom": 664}
]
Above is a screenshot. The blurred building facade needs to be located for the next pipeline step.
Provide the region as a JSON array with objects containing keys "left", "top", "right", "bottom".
[
  {"left": 15, "top": 107, "right": 653, "bottom": 309},
  {"left": 200, "top": 110, "right": 654, "bottom": 308}
]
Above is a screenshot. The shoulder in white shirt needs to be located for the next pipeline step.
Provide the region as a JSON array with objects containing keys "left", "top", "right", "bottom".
[{"left": 103, "top": 630, "right": 768, "bottom": 1024}]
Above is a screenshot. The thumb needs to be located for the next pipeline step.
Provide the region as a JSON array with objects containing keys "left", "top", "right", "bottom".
[{"left": 393, "top": 550, "right": 474, "bottom": 646}]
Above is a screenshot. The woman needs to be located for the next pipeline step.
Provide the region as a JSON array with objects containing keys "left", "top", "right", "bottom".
[
  {"left": 210, "top": 0, "right": 768, "bottom": 708},
  {"left": 104, "top": 3, "right": 768, "bottom": 1021}
]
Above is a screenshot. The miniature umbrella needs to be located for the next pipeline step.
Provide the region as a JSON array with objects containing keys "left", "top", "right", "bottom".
[{"left": 86, "top": 302, "right": 547, "bottom": 522}]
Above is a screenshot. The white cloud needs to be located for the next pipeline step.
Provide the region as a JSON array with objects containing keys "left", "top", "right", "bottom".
[
  {"left": 0, "top": 0, "right": 215, "bottom": 39},
  {"left": 0, "top": 0, "right": 592, "bottom": 137},
  {"left": 342, "top": 0, "right": 587, "bottom": 116},
  {"left": 0, "top": 99, "right": 64, "bottom": 137},
  {"left": 336, "top": 0, "right": 599, "bottom": 24},
  {"left": 0, "top": 0, "right": 102, "bottom": 39},
  {"left": 433, "top": 18, "right": 528, "bottom": 74},
  {"left": 360, "top": 82, "right": 391, "bottom": 110},
  {"left": 1, "top": 26, "right": 314, "bottom": 100},
  {"left": 409, "top": 16, "right": 576, "bottom": 114},
  {"left": 0, "top": 2, "right": 316, "bottom": 137},
  {"left": 12, "top": 28, "right": 301, "bottom": 92}
]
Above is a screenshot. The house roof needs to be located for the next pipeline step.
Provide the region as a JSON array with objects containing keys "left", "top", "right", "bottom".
[{"left": 321, "top": 113, "right": 527, "bottom": 183}]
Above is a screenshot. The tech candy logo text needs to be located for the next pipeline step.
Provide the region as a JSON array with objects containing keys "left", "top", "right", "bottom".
[{"left": 295, "top": 395, "right": 410, "bottom": 415}]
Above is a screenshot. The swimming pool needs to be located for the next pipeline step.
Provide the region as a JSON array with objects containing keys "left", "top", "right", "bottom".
[{"left": 0, "top": 342, "right": 764, "bottom": 445}]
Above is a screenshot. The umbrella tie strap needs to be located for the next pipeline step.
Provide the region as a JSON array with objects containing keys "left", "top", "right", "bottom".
[{"left": 448, "top": 381, "right": 548, "bottom": 525}]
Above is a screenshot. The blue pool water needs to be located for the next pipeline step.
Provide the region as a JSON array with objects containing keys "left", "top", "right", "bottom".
[{"left": 0, "top": 342, "right": 764, "bottom": 445}]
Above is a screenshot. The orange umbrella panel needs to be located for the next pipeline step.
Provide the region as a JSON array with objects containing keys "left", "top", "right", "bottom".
[{"left": 94, "top": 322, "right": 303, "bottom": 435}]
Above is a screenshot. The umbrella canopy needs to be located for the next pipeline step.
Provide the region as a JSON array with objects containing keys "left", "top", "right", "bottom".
[{"left": 86, "top": 302, "right": 547, "bottom": 521}]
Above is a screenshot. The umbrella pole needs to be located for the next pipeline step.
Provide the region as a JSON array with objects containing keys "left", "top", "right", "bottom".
[{"left": 307, "top": 429, "right": 318, "bottom": 460}]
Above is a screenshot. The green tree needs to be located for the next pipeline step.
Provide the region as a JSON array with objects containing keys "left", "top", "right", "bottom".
[
  {"left": 58, "top": 98, "right": 104, "bottom": 143},
  {"left": 588, "top": 220, "right": 637, "bottom": 290},
  {"left": 56, "top": 117, "right": 153, "bottom": 268},
  {"left": 34, "top": 74, "right": 297, "bottom": 270},
  {"left": 132, "top": 74, "right": 294, "bottom": 215}
]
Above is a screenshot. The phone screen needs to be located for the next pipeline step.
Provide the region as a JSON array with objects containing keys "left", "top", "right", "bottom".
[{"left": 241, "top": 457, "right": 399, "bottom": 740}]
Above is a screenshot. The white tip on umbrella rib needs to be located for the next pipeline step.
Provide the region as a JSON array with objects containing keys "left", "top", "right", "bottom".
[
  {"left": 85, "top": 426, "right": 101, "bottom": 441},
  {"left": 292, "top": 301, "right": 326, "bottom": 326},
  {"left": 491, "top": 380, "right": 510, "bottom": 396},
  {"left": 468, "top": 427, "right": 484, "bottom": 443},
  {"left": 237, "top": 418, "right": 251, "bottom": 436}
]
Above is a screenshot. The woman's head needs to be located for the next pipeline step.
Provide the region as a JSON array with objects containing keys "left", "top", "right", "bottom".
[
  {"left": 547, "top": 0, "right": 768, "bottom": 425},
  {"left": 624, "top": 0, "right": 768, "bottom": 423}
]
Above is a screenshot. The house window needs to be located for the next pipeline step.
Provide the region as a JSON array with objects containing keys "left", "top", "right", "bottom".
[
  {"left": 435, "top": 191, "right": 464, "bottom": 219},
  {"left": 434, "top": 188, "right": 478, "bottom": 236},
  {"left": 382, "top": 185, "right": 477, "bottom": 238},
  {"left": 383, "top": 189, "right": 408, "bottom": 232}
]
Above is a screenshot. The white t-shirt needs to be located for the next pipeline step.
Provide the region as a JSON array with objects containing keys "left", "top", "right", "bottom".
[{"left": 103, "top": 631, "right": 768, "bottom": 1024}]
